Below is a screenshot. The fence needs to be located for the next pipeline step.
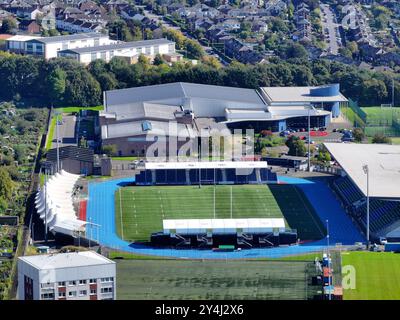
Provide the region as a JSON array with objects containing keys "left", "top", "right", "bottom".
[
  {"left": 343, "top": 100, "right": 400, "bottom": 137},
  {"left": 348, "top": 99, "right": 367, "bottom": 123}
]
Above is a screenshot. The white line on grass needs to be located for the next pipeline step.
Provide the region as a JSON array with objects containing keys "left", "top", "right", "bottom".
[{"left": 119, "top": 188, "right": 124, "bottom": 240}]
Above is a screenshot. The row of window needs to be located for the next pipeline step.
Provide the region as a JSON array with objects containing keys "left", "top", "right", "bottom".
[
  {"left": 42, "top": 288, "right": 111, "bottom": 299},
  {"left": 100, "top": 277, "right": 114, "bottom": 283},
  {"left": 62, "top": 289, "right": 93, "bottom": 298},
  {"left": 100, "top": 287, "right": 113, "bottom": 294},
  {"left": 58, "top": 278, "right": 98, "bottom": 287}
]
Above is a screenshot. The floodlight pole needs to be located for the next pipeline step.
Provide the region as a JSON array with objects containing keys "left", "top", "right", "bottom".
[
  {"left": 392, "top": 78, "right": 395, "bottom": 107},
  {"left": 55, "top": 111, "right": 60, "bottom": 173},
  {"left": 198, "top": 138, "right": 201, "bottom": 189},
  {"left": 44, "top": 167, "right": 48, "bottom": 244},
  {"left": 308, "top": 106, "right": 311, "bottom": 172},
  {"left": 363, "top": 164, "right": 370, "bottom": 249},
  {"left": 326, "top": 219, "right": 331, "bottom": 301}
]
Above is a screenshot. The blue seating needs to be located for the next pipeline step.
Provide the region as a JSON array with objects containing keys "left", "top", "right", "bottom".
[
  {"left": 357, "top": 200, "right": 400, "bottom": 233},
  {"left": 134, "top": 167, "right": 278, "bottom": 186},
  {"left": 333, "top": 176, "right": 364, "bottom": 205}
]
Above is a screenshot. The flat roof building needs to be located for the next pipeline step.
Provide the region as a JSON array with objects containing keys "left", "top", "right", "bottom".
[
  {"left": 260, "top": 84, "right": 348, "bottom": 119},
  {"left": 58, "top": 38, "right": 177, "bottom": 65},
  {"left": 100, "top": 82, "right": 348, "bottom": 158},
  {"left": 6, "top": 33, "right": 116, "bottom": 59},
  {"left": 18, "top": 251, "right": 116, "bottom": 300}
]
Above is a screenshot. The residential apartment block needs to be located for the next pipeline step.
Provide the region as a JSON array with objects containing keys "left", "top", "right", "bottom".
[
  {"left": 17, "top": 251, "right": 116, "bottom": 300},
  {"left": 6, "top": 33, "right": 116, "bottom": 59},
  {"left": 57, "top": 38, "right": 179, "bottom": 65}
]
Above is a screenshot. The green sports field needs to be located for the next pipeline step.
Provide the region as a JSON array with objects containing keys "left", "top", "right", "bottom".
[
  {"left": 342, "top": 251, "right": 400, "bottom": 300},
  {"left": 361, "top": 107, "right": 400, "bottom": 126},
  {"left": 116, "top": 258, "right": 318, "bottom": 300},
  {"left": 115, "top": 184, "right": 326, "bottom": 242}
]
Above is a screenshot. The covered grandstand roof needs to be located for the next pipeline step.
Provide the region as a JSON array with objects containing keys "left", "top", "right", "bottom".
[
  {"left": 324, "top": 143, "right": 400, "bottom": 199},
  {"left": 35, "top": 170, "right": 86, "bottom": 237},
  {"left": 163, "top": 218, "right": 286, "bottom": 234},
  {"left": 144, "top": 161, "right": 269, "bottom": 170}
]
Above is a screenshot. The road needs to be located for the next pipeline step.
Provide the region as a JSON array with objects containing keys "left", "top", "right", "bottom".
[
  {"left": 320, "top": 3, "right": 341, "bottom": 55},
  {"left": 51, "top": 114, "right": 77, "bottom": 148}
]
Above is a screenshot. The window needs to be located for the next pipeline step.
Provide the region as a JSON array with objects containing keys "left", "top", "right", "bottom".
[
  {"left": 79, "top": 290, "right": 87, "bottom": 296},
  {"left": 58, "top": 282, "right": 66, "bottom": 287},
  {"left": 58, "top": 292, "right": 66, "bottom": 298},
  {"left": 41, "top": 293, "right": 54, "bottom": 300},
  {"left": 68, "top": 281, "right": 76, "bottom": 286},
  {"left": 79, "top": 280, "right": 87, "bottom": 285},
  {"left": 142, "top": 121, "right": 152, "bottom": 131},
  {"left": 90, "top": 289, "right": 97, "bottom": 295},
  {"left": 100, "top": 287, "right": 113, "bottom": 293},
  {"left": 131, "top": 150, "right": 135, "bottom": 154},
  {"left": 68, "top": 291, "right": 77, "bottom": 297},
  {"left": 100, "top": 277, "right": 114, "bottom": 283},
  {"left": 89, "top": 279, "right": 97, "bottom": 284}
]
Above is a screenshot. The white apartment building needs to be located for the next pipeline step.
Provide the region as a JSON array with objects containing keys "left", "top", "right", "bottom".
[
  {"left": 57, "top": 38, "right": 176, "bottom": 65},
  {"left": 17, "top": 251, "right": 116, "bottom": 300},
  {"left": 7, "top": 33, "right": 116, "bottom": 59},
  {"left": 6, "top": 35, "right": 42, "bottom": 54}
]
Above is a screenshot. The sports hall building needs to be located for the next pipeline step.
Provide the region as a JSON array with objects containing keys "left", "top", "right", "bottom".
[{"left": 99, "top": 82, "right": 348, "bottom": 157}]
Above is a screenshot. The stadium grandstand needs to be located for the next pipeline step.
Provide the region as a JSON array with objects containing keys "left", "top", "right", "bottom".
[
  {"left": 325, "top": 143, "right": 400, "bottom": 242},
  {"left": 134, "top": 161, "right": 277, "bottom": 185},
  {"left": 131, "top": 161, "right": 291, "bottom": 248},
  {"left": 35, "top": 170, "right": 86, "bottom": 239}
]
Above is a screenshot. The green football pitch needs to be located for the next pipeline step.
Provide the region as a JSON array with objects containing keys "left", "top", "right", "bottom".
[
  {"left": 116, "top": 258, "right": 318, "bottom": 300},
  {"left": 115, "top": 184, "right": 326, "bottom": 242},
  {"left": 361, "top": 107, "right": 400, "bottom": 125},
  {"left": 342, "top": 251, "right": 400, "bottom": 300}
]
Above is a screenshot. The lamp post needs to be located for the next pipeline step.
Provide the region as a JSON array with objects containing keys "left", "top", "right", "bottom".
[
  {"left": 308, "top": 106, "right": 311, "bottom": 172},
  {"left": 326, "top": 219, "right": 331, "bottom": 301},
  {"left": 362, "top": 164, "right": 370, "bottom": 249}
]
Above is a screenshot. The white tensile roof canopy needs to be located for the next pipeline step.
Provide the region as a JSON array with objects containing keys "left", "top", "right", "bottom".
[{"left": 324, "top": 143, "right": 400, "bottom": 199}]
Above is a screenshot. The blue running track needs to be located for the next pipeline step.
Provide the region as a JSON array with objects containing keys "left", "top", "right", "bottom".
[{"left": 86, "top": 176, "right": 364, "bottom": 259}]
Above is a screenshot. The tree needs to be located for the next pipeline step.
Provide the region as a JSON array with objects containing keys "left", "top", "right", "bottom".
[
  {"left": 282, "top": 43, "right": 308, "bottom": 60},
  {"left": 46, "top": 67, "right": 66, "bottom": 103},
  {"left": 372, "top": 133, "right": 391, "bottom": 144},
  {"left": 285, "top": 136, "right": 307, "bottom": 157},
  {"left": 101, "top": 144, "right": 117, "bottom": 156},
  {"left": 13, "top": 145, "right": 26, "bottom": 164},
  {"left": 153, "top": 54, "right": 164, "bottom": 66},
  {"left": 0, "top": 18, "right": 17, "bottom": 34},
  {"left": 97, "top": 72, "right": 118, "bottom": 92},
  {"left": 361, "top": 79, "right": 388, "bottom": 106},
  {"left": 353, "top": 128, "right": 365, "bottom": 143},
  {"left": 0, "top": 167, "right": 14, "bottom": 204},
  {"left": 185, "top": 39, "right": 205, "bottom": 59}
]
